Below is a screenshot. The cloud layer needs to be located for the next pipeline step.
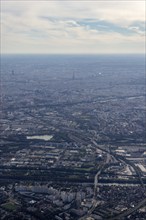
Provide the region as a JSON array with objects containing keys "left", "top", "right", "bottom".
[{"left": 1, "top": 0, "right": 145, "bottom": 54}]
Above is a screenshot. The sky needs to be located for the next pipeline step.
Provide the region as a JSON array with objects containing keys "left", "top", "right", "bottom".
[{"left": 1, "top": 0, "right": 145, "bottom": 54}]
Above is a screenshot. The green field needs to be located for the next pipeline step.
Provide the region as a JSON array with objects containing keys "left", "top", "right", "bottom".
[{"left": 1, "top": 202, "right": 18, "bottom": 211}]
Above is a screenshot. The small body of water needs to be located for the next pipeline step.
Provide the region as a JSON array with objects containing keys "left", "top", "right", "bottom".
[{"left": 27, "top": 135, "right": 53, "bottom": 141}]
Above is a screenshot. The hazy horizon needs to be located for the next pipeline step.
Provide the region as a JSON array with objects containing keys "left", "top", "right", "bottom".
[{"left": 1, "top": 53, "right": 145, "bottom": 56}]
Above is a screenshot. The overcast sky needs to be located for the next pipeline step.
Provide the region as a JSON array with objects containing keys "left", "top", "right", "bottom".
[{"left": 1, "top": 0, "right": 145, "bottom": 54}]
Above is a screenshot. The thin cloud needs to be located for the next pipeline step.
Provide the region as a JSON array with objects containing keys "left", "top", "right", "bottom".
[{"left": 1, "top": 0, "right": 145, "bottom": 54}]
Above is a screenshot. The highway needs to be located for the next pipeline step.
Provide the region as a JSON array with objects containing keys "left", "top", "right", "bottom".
[
  {"left": 108, "top": 197, "right": 146, "bottom": 220},
  {"left": 79, "top": 150, "right": 110, "bottom": 220},
  {"left": 68, "top": 135, "right": 146, "bottom": 220}
]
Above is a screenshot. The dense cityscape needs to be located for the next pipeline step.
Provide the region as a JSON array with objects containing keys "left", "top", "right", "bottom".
[{"left": 0, "top": 54, "right": 146, "bottom": 220}]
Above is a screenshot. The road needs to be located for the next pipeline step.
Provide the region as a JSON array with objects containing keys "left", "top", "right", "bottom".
[
  {"left": 71, "top": 137, "right": 146, "bottom": 220},
  {"left": 79, "top": 149, "right": 110, "bottom": 220},
  {"left": 108, "top": 197, "right": 146, "bottom": 220}
]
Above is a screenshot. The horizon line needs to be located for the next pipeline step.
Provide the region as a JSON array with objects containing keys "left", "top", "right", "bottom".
[{"left": 1, "top": 53, "right": 145, "bottom": 56}]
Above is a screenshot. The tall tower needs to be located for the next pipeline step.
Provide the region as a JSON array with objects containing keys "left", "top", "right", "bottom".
[
  {"left": 12, "top": 70, "right": 14, "bottom": 75},
  {"left": 72, "top": 72, "right": 75, "bottom": 80}
]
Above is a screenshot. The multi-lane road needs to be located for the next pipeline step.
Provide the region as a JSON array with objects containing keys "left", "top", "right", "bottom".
[{"left": 79, "top": 139, "right": 146, "bottom": 220}]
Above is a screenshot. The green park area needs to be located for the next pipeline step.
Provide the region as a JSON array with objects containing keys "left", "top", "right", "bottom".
[{"left": 1, "top": 202, "right": 18, "bottom": 211}]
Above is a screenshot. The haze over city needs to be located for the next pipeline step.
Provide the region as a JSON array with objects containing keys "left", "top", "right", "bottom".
[{"left": 0, "top": 1, "right": 146, "bottom": 220}]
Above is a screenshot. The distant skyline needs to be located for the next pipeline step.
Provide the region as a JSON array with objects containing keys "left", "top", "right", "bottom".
[{"left": 1, "top": 0, "right": 145, "bottom": 54}]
